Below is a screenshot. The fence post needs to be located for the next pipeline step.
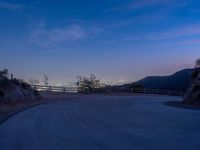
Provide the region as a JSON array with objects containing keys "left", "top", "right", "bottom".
[
  {"left": 168, "top": 90, "right": 170, "bottom": 95},
  {"left": 34, "top": 85, "right": 37, "bottom": 90},
  {"left": 156, "top": 89, "right": 158, "bottom": 94},
  {"left": 49, "top": 86, "right": 51, "bottom": 91},
  {"left": 180, "top": 91, "right": 183, "bottom": 96},
  {"left": 130, "top": 88, "right": 133, "bottom": 93}
]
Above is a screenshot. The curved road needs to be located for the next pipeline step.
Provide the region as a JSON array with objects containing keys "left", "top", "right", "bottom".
[{"left": 0, "top": 95, "right": 200, "bottom": 150}]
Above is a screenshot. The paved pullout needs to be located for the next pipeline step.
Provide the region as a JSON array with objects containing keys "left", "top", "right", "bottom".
[{"left": 0, "top": 95, "right": 200, "bottom": 150}]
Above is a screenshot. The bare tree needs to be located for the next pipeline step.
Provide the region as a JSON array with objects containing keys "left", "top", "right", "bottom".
[
  {"left": 28, "top": 78, "right": 40, "bottom": 85},
  {"left": 0, "top": 69, "right": 8, "bottom": 79},
  {"left": 43, "top": 74, "right": 49, "bottom": 86},
  {"left": 196, "top": 59, "right": 200, "bottom": 68},
  {"left": 76, "top": 74, "right": 101, "bottom": 93}
]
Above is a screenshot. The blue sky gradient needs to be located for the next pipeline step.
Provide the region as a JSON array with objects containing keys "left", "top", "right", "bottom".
[{"left": 0, "top": 0, "right": 200, "bottom": 85}]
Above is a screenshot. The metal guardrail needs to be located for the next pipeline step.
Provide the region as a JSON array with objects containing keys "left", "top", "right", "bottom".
[
  {"left": 131, "top": 88, "right": 185, "bottom": 96},
  {"left": 31, "top": 85, "right": 78, "bottom": 93}
]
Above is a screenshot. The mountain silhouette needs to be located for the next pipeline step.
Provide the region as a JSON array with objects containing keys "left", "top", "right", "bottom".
[{"left": 135, "top": 69, "right": 193, "bottom": 91}]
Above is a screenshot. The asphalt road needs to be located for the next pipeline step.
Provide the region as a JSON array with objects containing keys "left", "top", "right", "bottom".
[{"left": 0, "top": 95, "right": 200, "bottom": 150}]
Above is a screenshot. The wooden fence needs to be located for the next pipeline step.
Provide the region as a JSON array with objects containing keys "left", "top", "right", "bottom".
[
  {"left": 131, "top": 88, "right": 185, "bottom": 96},
  {"left": 31, "top": 85, "right": 185, "bottom": 96},
  {"left": 31, "top": 85, "right": 77, "bottom": 93}
]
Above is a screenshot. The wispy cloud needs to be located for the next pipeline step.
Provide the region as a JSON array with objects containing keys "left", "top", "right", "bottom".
[
  {"left": 106, "top": 9, "right": 168, "bottom": 29},
  {"left": 102, "top": 0, "right": 188, "bottom": 30},
  {"left": 124, "top": 23, "right": 200, "bottom": 41},
  {"left": 28, "top": 24, "right": 84, "bottom": 47},
  {"left": 104, "top": 0, "right": 178, "bottom": 14},
  {"left": 27, "top": 21, "right": 101, "bottom": 47},
  {"left": 0, "top": 2, "right": 25, "bottom": 10},
  {"left": 148, "top": 24, "right": 200, "bottom": 40},
  {"left": 177, "top": 38, "right": 200, "bottom": 45},
  {"left": 128, "top": 0, "right": 173, "bottom": 9}
]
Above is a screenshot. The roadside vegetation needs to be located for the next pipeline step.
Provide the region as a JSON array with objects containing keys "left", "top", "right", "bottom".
[
  {"left": 76, "top": 74, "right": 101, "bottom": 93},
  {"left": 0, "top": 69, "right": 40, "bottom": 105},
  {"left": 184, "top": 59, "right": 200, "bottom": 104}
]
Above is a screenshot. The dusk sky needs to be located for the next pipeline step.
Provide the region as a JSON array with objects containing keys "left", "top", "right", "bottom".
[{"left": 0, "top": 0, "right": 200, "bottom": 85}]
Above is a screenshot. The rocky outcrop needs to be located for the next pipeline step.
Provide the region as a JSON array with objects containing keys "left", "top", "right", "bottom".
[
  {"left": 0, "top": 79, "right": 41, "bottom": 104},
  {"left": 184, "top": 68, "right": 200, "bottom": 104}
]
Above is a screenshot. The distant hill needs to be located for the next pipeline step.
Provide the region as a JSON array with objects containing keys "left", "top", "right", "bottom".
[{"left": 134, "top": 69, "right": 193, "bottom": 91}]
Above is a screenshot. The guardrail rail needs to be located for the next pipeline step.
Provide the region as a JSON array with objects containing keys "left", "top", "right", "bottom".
[
  {"left": 131, "top": 88, "right": 185, "bottom": 96},
  {"left": 31, "top": 85, "right": 78, "bottom": 93},
  {"left": 31, "top": 85, "right": 185, "bottom": 96}
]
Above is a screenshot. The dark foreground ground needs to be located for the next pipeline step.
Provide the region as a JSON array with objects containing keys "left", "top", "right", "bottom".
[{"left": 0, "top": 95, "right": 200, "bottom": 150}]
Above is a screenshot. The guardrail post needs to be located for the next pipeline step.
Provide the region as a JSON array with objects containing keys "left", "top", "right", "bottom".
[
  {"left": 168, "top": 90, "right": 170, "bottom": 95},
  {"left": 180, "top": 91, "right": 183, "bottom": 96},
  {"left": 131, "top": 88, "right": 133, "bottom": 93}
]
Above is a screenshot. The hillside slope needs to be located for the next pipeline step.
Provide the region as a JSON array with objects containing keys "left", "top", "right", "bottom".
[
  {"left": 0, "top": 69, "right": 41, "bottom": 104},
  {"left": 135, "top": 69, "right": 193, "bottom": 91}
]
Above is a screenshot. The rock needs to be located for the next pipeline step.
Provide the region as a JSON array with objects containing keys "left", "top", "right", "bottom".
[
  {"left": 184, "top": 68, "right": 200, "bottom": 104},
  {"left": 21, "top": 86, "right": 36, "bottom": 100},
  {"left": 0, "top": 80, "right": 41, "bottom": 104},
  {"left": 0, "top": 69, "right": 41, "bottom": 104},
  {"left": 6, "top": 85, "right": 25, "bottom": 103}
]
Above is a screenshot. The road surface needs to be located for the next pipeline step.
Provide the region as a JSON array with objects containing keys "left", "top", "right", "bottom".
[{"left": 0, "top": 95, "right": 200, "bottom": 150}]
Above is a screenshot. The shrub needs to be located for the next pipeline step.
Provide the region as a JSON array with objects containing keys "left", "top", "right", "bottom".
[
  {"left": 196, "top": 59, "right": 200, "bottom": 68},
  {"left": 76, "top": 74, "right": 101, "bottom": 93},
  {"left": 191, "top": 68, "right": 200, "bottom": 80},
  {"left": 0, "top": 78, "right": 10, "bottom": 88},
  {"left": 129, "top": 83, "right": 144, "bottom": 89},
  {"left": 0, "top": 69, "right": 8, "bottom": 79},
  {"left": 0, "top": 89, "right": 4, "bottom": 97},
  {"left": 21, "top": 82, "right": 31, "bottom": 89}
]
